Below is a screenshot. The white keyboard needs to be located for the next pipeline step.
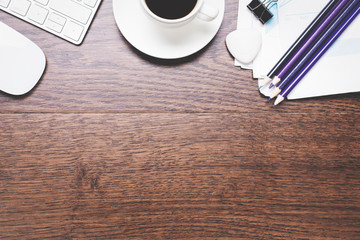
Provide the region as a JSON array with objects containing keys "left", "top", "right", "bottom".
[{"left": 0, "top": 0, "right": 101, "bottom": 45}]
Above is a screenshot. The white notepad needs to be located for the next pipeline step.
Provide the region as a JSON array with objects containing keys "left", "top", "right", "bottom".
[{"left": 236, "top": 0, "right": 360, "bottom": 99}]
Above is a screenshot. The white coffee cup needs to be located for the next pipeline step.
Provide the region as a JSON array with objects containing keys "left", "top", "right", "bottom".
[{"left": 140, "top": 0, "right": 219, "bottom": 27}]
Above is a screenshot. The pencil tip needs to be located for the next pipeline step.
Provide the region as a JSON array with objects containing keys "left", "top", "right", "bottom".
[
  {"left": 274, "top": 95, "right": 285, "bottom": 106},
  {"left": 272, "top": 76, "right": 281, "bottom": 86},
  {"left": 260, "top": 76, "right": 272, "bottom": 89},
  {"left": 269, "top": 87, "right": 281, "bottom": 99}
]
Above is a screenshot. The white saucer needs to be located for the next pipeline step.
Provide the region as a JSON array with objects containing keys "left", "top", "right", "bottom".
[{"left": 113, "top": 0, "right": 225, "bottom": 59}]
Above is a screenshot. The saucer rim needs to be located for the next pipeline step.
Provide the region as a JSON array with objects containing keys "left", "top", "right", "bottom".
[{"left": 113, "top": 0, "right": 225, "bottom": 59}]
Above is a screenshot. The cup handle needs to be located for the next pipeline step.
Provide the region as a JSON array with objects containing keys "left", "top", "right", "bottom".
[{"left": 197, "top": 3, "right": 219, "bottom": 21}]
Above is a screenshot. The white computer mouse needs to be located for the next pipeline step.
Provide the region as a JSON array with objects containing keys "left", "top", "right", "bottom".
[{"left": 0, "top": 21, "right": 46, "bottom": 95}]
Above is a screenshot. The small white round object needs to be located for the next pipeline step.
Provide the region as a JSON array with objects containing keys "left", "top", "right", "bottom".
[{"left": 226, "top": 28, "right": 262, "bottom": 64}]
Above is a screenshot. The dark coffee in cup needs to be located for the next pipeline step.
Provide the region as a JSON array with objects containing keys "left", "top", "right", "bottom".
[{"left": 145, "top": 0, "right": 198, "bottom": 20}]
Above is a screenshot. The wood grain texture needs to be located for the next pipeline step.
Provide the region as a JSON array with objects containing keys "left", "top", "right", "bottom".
[
  {"left": 0, "top": 0, "right": 360, "bottom": 239},
  {"left": 1, "top": 113, "right": 359, "bottom": 239}
]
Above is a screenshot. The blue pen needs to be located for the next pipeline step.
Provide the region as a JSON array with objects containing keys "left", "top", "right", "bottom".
[{"left": 273, "top": 1, "right": 360, "bottom": 106}]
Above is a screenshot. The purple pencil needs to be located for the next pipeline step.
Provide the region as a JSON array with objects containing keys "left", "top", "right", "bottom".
[
  {"left": 274, "top": 1, "right": 360, "bottom": 106},
  {"left": 270, "top": 0, "right": 349, "bottom": 87},
  {"left": 259, "top": 0, "right": 340, "bottom": 89},
  {"left": 269, "top": 0, "right": 359, "bottom": 100}
]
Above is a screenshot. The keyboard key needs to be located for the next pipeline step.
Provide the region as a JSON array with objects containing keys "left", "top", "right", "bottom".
[
  {"left": 63, "top": 21, "right": 83, "bottom": 41},
  {"left": 49, "top": 0, "right": 91, "bottom": 25},
  {"left": 34, "top": 0, "right": 48, "bottom": 6},
  {"left": 83, "top": 0, "right": 97, "bottom": 8},
  {"left": 45, "top": 19, "right": 63, "bottom": 32},
  {"left": 10, "top": 0, "right": 31, "bottom": 16},
  {"left": 28, "top": 4, "right": 48, "bottom": 24},
  {"left": 0, "top": 0, "right": 10, "bottom": 8},
  {"left": 48, "top": 12, "right": 66, "bottom": 26}
]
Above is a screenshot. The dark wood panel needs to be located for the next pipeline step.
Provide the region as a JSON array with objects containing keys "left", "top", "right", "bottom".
[
  {"left": 1, "top": 113, "right": 359, "bottom": 239},
  {"left": 1, "top": 0, "right": 360, "bottom": 239}
]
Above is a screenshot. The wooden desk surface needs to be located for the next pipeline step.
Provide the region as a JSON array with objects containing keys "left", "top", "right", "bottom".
[{"left": 1, "top": 1, "right": 360, "bottom": 239}]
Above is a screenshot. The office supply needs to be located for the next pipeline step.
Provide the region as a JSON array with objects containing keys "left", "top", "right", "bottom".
[
  {"left": 248, "top": 2, "right": 280, "bottom": 79},
  {"left": 274, "top": 1, "right": 360, "bottom": 106},
  {"left": 270, "top": 0, "right": 359, "bottom": 100},
  {"left": 260, "top": 0, "right": 340, "bottom": 88},
  {"left": 113, "top": 0, "right": 224, "bottom": 59},
  {"left": 270, "top": 0, "right": 349, "bottom": 87},
  {"left": 0, "top": 21, "right": 46, "bottom": 95},
  {"left": 0, "top": 0, "right": 102, "bottom": 45},
  {"left": 225, "top": 28, "right": 262, "bottom": 64},
  {"left": 236, "top": 0, "right": 360, "bottom": 100},
  {"left": 247, "top": 0, "right": 275, "bottom": 24}
]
